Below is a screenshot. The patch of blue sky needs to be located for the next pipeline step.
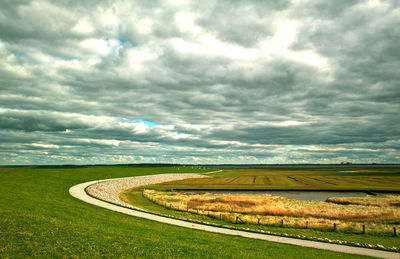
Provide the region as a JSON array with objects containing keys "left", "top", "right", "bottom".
[
  {"left": 12, "top": 52, "right": 36, "bottom": 64},
  {"left": 284, "top": 146, "right": 298, "bottom": 150},
  {"left": 130, "top": 118, "right": 157, "bottom": 126},
  {"left": 161, "top": 145, "right": 199, "bottom": 150},
  {"left": 112, "top": 116, "right": 157, "bottom": 126},
  {"left": 13, "top": 52, "right": 25, "bottom": 62},
  {"left": 119, "top": 39, "right": 137, "bottom": 48}
]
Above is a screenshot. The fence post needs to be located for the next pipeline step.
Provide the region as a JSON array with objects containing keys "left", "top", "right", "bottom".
[
  {"left": 235, "top": 216, "right": 245, "bottom": 224},
  {"left": 220, "top": 213, "right": 222, "bottom": 220},
  {"left": 257, "top": 218, "right": 260, "bottom": 225},
  {"left": 362, "top": 224, "right": 365, "bottom": 234},
  {"left": 394, "top": 227, "right": 397, "bottom": 237},
  {"left": 333, "top": 223, "right": 337, "bottom": 232},
  {"left": 281, "top": 219, "right": 284, "bottom": 226}
]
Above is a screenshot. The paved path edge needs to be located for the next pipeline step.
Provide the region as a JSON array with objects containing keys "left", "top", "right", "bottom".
[{"left": 69, "top": 176, "right": 400, "bottom": 259}]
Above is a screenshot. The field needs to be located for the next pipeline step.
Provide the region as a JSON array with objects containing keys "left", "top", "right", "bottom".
[
  {"left": 151, "top": 166, "right": 400, "bottom": 191},
  {"left": 0, "top": 165, "right": 368, "bottom": 258},
  {"left": 121, "top": 166, "right": 400, "bottom": 249}
]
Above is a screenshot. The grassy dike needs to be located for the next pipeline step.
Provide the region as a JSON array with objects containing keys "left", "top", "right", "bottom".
[{"left": 1, "top": 166, "right": 371, "bottom": 258}]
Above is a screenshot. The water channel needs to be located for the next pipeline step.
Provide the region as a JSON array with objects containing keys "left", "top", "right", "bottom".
[
  {"left": 261, "top": 191, "right": 366, "bottom": 201},
  {"left": 177, "top": 190, "right": 367, "bottom": 201}
]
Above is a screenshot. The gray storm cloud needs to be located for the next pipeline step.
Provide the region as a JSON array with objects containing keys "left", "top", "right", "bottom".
[{"left": 0, "top": 0, "right": 399, "bottom": 165}]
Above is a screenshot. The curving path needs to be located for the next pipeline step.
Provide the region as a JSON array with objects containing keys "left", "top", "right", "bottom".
[{"left": 69, "top": 174, "right": 400, "bottom": 259}]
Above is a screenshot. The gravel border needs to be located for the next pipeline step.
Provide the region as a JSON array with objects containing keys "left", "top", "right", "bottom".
[{"left": 86, "top": 173, "right": 208, "bottom": 209}]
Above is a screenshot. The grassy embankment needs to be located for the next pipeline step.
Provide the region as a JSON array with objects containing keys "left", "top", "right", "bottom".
[
  {"left": 121, "top": 166, "right": 400, "bottom": 248},
  {"left": 0, "top": 165, "right": 368, "bottom": 258}
]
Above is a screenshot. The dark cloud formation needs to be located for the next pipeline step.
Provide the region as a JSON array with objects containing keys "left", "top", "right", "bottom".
[{"left": 1, "top": 0, "right": 399, "bottom": 165}]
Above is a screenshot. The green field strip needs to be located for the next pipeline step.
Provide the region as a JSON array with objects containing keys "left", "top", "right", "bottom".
[
  {"left": 204, "top": 178, "right": 228, "bottom": 185},
  {"left": 328, "top": 177, "right": 359, "bottom": 187},
  {"left": 303, "top": 176, "right": 339, "bottom": 186},
  {"left": 346, "top": 177, "right": 392, "bottom": 187},
  {"left": 328, "top": 177, "right": 382, "bottom": 189},
  {"left": 294, "top": 176, "right": 329, "bottom": 187},
  {"left": 262, "top": 176, "right": 272, "bottom": 185},
  {"left": 287, "top": 176, "right": 310, "bottom": 186},
  {"left": 164, "top": 177, "right": 217, "bottom": 186},
  {"left": 268, "top": 175, "right": 289, "bottom": 186},
  {"left": 367, "top": 177, "right": 400, "bottom": 185},
  {"left": 317, "top": 176, "right": 343, "bottom": 186},
  {"left": 314, "top": 176, "right": 344, "bottom": 186},
  {"left": 234, "top": 176, "right": 255, "bottom": 184},
  {"left": 189, "top": 178, "right": 228, "bottom": 186},
  {"left": 254, "top": 176, "right": 264, "bottom": 185},
  {"left": 330, "top": 176, "right": 398, "bottom": 189},
  {"left": 214, "top": 177, "right": 239, "bottom": 184},
  {"left": 282, "top": 176, "right": 303, "bottom": 187},
  {"left": 226, "top": 176, "right": 242, "bottom": 184}
]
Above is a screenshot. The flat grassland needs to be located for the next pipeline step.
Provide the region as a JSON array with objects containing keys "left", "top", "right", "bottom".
[
  {"left": 151, "top": 166, "right": 400, "bottom": 191},
  {"left": 0, "top": 165, "right": 367, "bottom": 258}
]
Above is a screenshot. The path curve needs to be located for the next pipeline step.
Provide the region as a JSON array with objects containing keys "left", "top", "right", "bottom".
[{"left": 69, "top": 175, "right": 399, "bottom": 259}]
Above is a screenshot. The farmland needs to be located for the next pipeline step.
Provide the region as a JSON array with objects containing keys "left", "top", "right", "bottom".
[
  {"left": 121, "top": 166, "right": 400, "bottom": 249},
  {"left": 150, "top": 166, "right": 400, "bottom": 191}
]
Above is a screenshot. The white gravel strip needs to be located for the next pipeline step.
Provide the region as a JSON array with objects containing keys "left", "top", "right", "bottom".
[
  {"left": 86, "top": 173, "right": 209, "bottom": 209},
  {"left": 203, "top": 169, "right": 223, "bottom": 175},
  {"left": 70, "top": 174, "right": 400, "bottom": 259}
]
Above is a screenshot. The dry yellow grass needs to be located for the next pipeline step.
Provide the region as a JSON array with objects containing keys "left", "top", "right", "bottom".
[
  {"left": 143, "top": 189, "right": 400, "bottom": 234},
  {"left": 326, "top": 195, "right": 400, "bottom": 207},
  {"left": 185, "top": 195, "right": 399, "bottom": 222}
]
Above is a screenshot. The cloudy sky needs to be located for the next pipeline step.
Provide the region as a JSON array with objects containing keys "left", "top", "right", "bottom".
[{"left": 1, "top": 0, "right": 399, "bottom": 165}]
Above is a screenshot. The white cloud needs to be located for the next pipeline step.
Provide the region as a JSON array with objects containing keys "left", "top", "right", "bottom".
[
  {"left": 272, "top": 19, "right": 299, "bottom": 48},
  {"left": 71, "top": 19, "right": 95, "bottom": 35},
  {"left": 124, "top": 48, "right": 158, "bottom": 72},
  {"left": 77, "top": 138, "right": 121, "bottom": 147},
  {"left": 30, "top": 143, "right": 60, "bottom": 149},
  {"left": 174, "top": 11, "right": 202, "bottom": 34},
  {"left": 171, "top": 34, "right": 259, "bottom": 60},
  {"left": 80, "top": 38, "right": 111, "bottom": 55}
]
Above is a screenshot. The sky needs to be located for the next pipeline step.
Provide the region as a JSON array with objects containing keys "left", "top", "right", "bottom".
[{"left": 1, "top": 0, "right": 400, "bottom": 165}]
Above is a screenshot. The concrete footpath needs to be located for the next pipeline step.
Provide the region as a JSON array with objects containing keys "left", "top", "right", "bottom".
[{"left": 69, "top": 175, "right": 400, "bottom": 259}]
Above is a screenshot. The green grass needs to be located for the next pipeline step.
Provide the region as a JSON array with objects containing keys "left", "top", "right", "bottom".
[
  {"left": 0, "top": 166, "right": 371, "bottom": 258},
  {"left": 151, "top": 167, "right": 400, "bottom": 191},
  {"left": 121, "top": 189, "right": 400, "bottom": 248}
]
